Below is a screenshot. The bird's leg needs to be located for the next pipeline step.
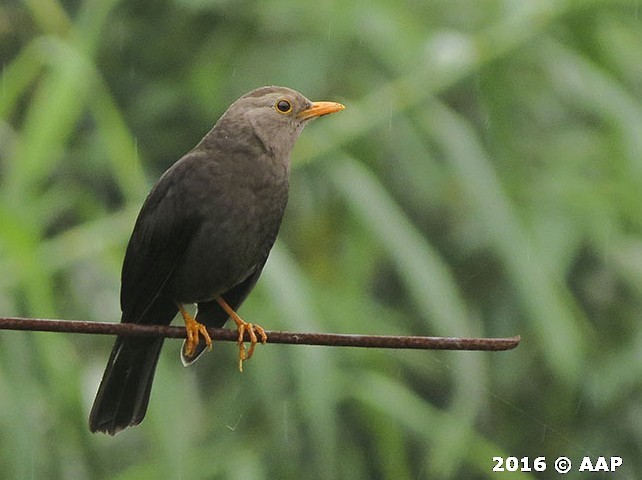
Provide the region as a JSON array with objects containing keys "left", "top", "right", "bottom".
[
  {"left": 178, "top": 304, "right": 212, "bottom": 357},
  {"left": 216, "top": 296, "right": 267, "bottom": 372}
]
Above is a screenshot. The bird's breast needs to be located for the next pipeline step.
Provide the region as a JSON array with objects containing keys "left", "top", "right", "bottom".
[{"left": 168, "top": 156, "right": 289, "bottom": 303}]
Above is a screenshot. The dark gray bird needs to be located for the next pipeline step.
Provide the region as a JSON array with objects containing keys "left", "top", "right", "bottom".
[{"left": 89, "top": 86, "right": 344, "bottom": 435}]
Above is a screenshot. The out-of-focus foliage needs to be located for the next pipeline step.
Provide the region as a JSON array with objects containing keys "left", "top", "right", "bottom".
[{"left": 1, "top": 0, "right": 641, "bottom": 478}]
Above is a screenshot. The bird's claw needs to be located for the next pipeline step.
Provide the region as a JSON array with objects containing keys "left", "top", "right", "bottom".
[
  {"left": 214, "top": 296, "right": 267, "bottom": 372},
  {"left": 237, "top": 322, "right": 267, "bottom": 372},
  {"left": 180, "top": 305, "right": 212, "bottom": 357}
]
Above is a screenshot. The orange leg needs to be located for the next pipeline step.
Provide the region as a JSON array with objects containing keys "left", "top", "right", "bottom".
[
  {"left": 178, "top": 304, "right": 212, "bottom": 357},
  {"left": 216, "top": 296, "right": 267, "bottom": 372}
]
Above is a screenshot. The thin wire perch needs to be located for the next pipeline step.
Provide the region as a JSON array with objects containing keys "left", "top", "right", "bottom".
[{"left": 0, "top": 316, "right": 519, "bottom": 351}]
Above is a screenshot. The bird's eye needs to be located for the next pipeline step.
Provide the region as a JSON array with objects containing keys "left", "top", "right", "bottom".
[{"left": 275, "top": 99, "right": 292, "bottom": 114}]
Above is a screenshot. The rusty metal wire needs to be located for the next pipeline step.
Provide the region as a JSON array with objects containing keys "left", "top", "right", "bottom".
[{"left": 0, "top": 316, "right": 519, "bottom": 351}]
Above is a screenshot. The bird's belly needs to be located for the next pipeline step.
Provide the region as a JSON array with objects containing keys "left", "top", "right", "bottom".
[
  {"left": 170, "top": 246, "right": 254, "bottom": 303},
  {"left": 168, "top": 185, "right": 287, "bottom": 304}
]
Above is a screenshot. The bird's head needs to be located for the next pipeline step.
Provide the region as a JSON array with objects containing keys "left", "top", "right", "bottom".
[{"left": 217, "top": 86, "right": 344, "bottom": 159}]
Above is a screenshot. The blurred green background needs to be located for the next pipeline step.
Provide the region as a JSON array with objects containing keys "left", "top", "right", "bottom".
[{"left": 1, "top": 0, "right": 641, "bottom": 478}]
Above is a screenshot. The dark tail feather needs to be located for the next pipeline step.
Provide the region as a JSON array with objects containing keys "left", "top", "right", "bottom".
[{"left": 89, "top": 336, "right": 164, "bottom": 435}]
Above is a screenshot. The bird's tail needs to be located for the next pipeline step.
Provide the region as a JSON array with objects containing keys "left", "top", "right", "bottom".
[{"left": 89, "top": 336, "right": 164, "bottom": 435}]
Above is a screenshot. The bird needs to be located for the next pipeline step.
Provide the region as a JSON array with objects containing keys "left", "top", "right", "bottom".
[{"left": 89, "top": 86, "right": 344, "bottom": 435}]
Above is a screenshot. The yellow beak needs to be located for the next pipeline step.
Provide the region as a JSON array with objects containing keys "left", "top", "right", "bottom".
[{"left": 298, "top": 101, "right": 345, "bottom": 120}]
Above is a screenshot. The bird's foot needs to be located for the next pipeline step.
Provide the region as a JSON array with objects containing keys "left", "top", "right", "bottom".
[
  {"left": 216, "top": 296, "right": 267, "bottom": 372},
  {"left": 178, "top": 304, "right": 213, "bottom": 357},
  {"left": 236, "top": 321, "right": 267, "bottom": 369}
]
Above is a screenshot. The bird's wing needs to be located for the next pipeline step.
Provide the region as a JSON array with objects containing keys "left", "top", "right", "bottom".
[{"left": 120, "top": 161, "right": 200, "bottom": 325}]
